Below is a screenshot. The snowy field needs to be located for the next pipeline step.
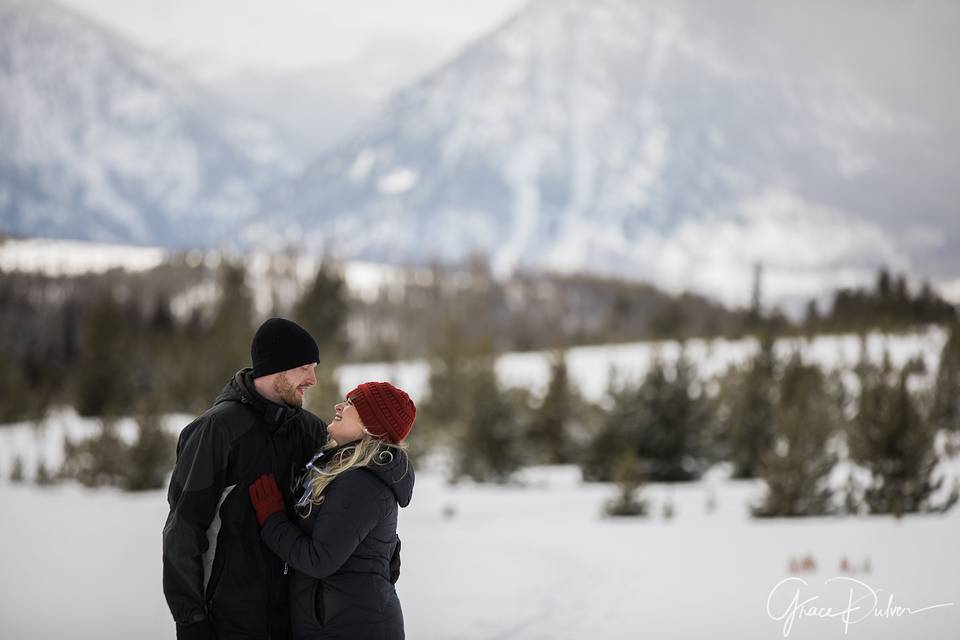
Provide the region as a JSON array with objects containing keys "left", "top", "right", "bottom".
[{"left": 2, "top": 409, "right": 959, "bottom": 640}]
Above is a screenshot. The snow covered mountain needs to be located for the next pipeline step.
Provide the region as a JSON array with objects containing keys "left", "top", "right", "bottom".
[
  {"left": 3, "top": 0, "right": 958, "bottom": 307},
  {"left": 260, "top": 0, "right": 960, "bottom": 305},
  {"left": 0, "top": 0, "right": 292, "bottom": 249}
]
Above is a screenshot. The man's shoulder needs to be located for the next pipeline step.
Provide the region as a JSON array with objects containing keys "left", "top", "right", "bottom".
[{"left": 180, "top": 398, "right": 258, "bottom": 443}]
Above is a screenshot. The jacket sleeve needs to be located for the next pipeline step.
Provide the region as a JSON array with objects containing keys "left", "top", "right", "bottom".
[
  {"left": 162, "top": 415, "right": 230, "bottom": 626},
  {"left": 260, "top": 470, "right": 384, "bottom": 580},
  {"left": 390, "top": 537, "right": 401, "bottom": 584}
]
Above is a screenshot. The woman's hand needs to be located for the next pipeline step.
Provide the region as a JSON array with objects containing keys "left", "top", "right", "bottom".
[{"left": 248, "top": 473, "right": 285, "bottom": 525}]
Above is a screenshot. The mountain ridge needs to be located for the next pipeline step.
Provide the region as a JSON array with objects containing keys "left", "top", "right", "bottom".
[
  {"left": 255, "top": 0, "right": 959, "bottom": 306},
  {"left": 1, "top": 0, "right": 958, "bottom": 308},
  {"left": 0, "top": 0, "right": 291, "bottom": 248}
]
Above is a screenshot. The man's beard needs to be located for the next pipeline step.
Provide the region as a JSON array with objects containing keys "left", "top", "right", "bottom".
[{"left": 273, "top": 372, "right": 303, "bottom": 407}]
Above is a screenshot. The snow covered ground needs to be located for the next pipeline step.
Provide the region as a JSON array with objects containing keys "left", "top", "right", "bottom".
[{"left": 1, "top": 409, "right": 959, "bottom": 640}]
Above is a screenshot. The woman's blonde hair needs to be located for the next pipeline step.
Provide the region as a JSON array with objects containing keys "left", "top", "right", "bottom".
[{"left": 295, "top": 435, "right": 407, "bottom": 518}]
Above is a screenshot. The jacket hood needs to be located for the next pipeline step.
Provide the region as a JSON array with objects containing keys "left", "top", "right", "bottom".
[
  {"left": 365, "top": 447, "right": 415, "bottom": 508},
  {"left": 214, "top": 368, "right": 302, "bottom": 428},
  {"left": 314, "top": 443, "right": 414, "bottom": 508}
]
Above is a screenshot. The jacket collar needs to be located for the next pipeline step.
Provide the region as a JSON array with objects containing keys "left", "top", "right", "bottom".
[{"left": 216, "top": 368, "right": 302, "bottom": 428}]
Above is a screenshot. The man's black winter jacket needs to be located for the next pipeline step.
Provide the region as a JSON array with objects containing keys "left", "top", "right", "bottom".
[{"left": 162, "top": 369, "right": 328, "bottom": 639}]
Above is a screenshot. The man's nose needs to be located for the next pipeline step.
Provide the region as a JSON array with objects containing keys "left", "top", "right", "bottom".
[{"left": 306, "top": 370, "right": 317, "bottom": 386}]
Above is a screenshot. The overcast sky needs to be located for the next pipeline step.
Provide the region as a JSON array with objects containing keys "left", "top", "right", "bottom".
[{"left": 59, "top": 0, "right": 528, "bottom": 78}]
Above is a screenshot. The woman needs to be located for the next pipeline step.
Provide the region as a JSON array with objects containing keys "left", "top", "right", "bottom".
[{"left": 248, "top": 381, "right": 416, "bottom": 640}]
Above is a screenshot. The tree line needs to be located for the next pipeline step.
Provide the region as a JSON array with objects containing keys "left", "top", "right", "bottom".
[
  {"left": 0, "top": 254, "right": 348, "bottom": 423},
  {"left": 2, "top": 253, "right": 958, "bottom": 510},
  {"left": 9, "top": 318, "right": 960, "bottom": 516},
  {"left": 412, "top": 323, "right": 960, "bottom": 519},
  {"left": 1, "top": 250, "right": 953, "bottom": 426}
]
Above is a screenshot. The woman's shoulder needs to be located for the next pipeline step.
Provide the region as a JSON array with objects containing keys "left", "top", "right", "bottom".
[
  {"left": 330, "top": 466, "right": 390, "bottom": 497},
  {"left": 319, "top": 468, "right": 396, "bottom": 519}
]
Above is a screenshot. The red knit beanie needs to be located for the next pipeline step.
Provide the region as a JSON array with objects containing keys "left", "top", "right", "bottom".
[{"left": 348, "top": 382, "right": 416, "bottom": 444}]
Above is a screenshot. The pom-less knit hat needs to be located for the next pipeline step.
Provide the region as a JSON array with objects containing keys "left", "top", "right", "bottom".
[
  {"left": 348, "top": 382, "right": 416, "bottom": 444},
  {"left": 251, "top": 317, "right": 320, "bottom": 378}
]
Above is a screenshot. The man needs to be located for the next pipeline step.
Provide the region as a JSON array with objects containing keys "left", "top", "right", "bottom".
[{"left": 163, "top": 317, "right": 328, "bottom": 640}]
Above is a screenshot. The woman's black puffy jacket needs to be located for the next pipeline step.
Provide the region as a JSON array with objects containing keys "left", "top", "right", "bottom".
[{"left": 260, "top": 446, "right": 414, "bottom": 640}]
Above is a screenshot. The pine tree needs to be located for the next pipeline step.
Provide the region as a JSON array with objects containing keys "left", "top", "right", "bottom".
[
  {"left": 604, "top": 451, "right": 648, "bottom": 517},
  {"left": 752, "top": 355, "right": 838, "bottom": 518},
  {"left": 304, "top": 363, "right": 343, "bottom": 426},
  {"left": 161, "top": 309, "right": 213, "bottom": 414},
  {"left": 61, "top": 419, "right": 130, "bottom": 488},
  {"left": 124, "top": 402, "right": 177, "bottom": 491},
  {"left": 418, "top": 320, "right": 475, "bottom": 450},
  {"left": 202, "top": 261, "right": 256, "bottom": 392},
  {"left": 803, "top": 300, "right": 820, "bottom": 335},
  {"left": 582, "top": 356, "right": 713, "bottom": 483},
  {"left": 73, "top": 288, "right": 135, "bottom": 417},
  {"left": 745, "top": 262, "right": 764, "bottom": 332},
  {"left": 0, "top": 355, "right": 26, "bottom": 422},
  {"left": 452, "top": 358, "right": 523, "bottom": 483},
  {"left": 849, "top": 356, "right": 957, "bottom": 516},
  {"left": 35, "top": 459, "right": 55, "bottom": 486},
  {"left": 633, "top": 354, "right": 712, "bottom": 482},
  {"left": 292, "top": 260, "right": 348, "bottom": 360},
  {"left": 722, "top": 335, "right": 777, "bottom": 479},
  {"left": 582, "top": 365, "right": 644, "bottom": 482},
  {"left": 661, "top": 495, "right": 676, "bottom": 520},
  {"left": 525, "top": 351, "right": 583, "bottom": 464},
  {"left": 932, "top": 321, "right": 960, "bottom": 432},
  {"left": 581, "top": 379, "right": 628, "bottom": 482},
  {"left": 9, "top": 456, "right": 25, "bottom": 483}
]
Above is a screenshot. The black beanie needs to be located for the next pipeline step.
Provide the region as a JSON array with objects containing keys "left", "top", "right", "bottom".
[{"left": 251, "top": 318, "right": 320, "bottom": 378}]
